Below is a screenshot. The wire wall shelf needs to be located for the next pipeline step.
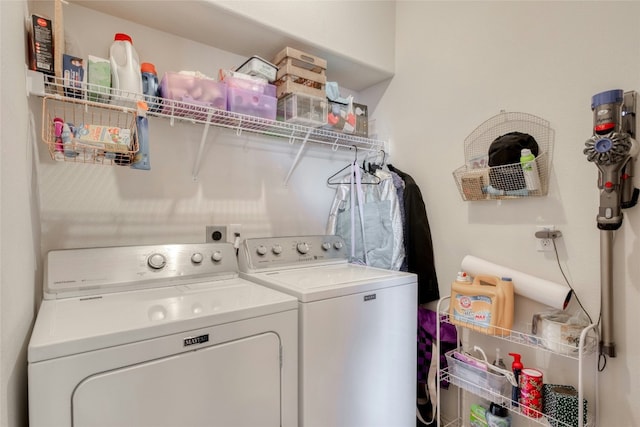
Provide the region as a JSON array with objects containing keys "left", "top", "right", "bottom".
[
  {"left": 439, "top": 311, "right": 599, "bottom": 360},
  {"left": 453, "top": 112, "right": 554, "bottom": 201},
  {"left": 36, "top": 74, "right": 385, "bottom": 151},
  {"left": 442, "top": 361, "right": 595, "bottom": 427},
  {"left": 30, "top": 72, "right": 386, "bottom": 180}
]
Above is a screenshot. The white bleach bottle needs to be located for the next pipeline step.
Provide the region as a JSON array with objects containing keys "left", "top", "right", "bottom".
[{"left": 110, "top": 33, "right": 143, "bottom": 102}]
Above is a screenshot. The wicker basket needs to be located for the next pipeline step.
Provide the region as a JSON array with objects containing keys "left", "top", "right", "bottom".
[{"left": 453, "top": 112, "right": 554, "bottom": 201}]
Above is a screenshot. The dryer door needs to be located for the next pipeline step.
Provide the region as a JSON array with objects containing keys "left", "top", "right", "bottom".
[{"left": 72, "top": 332, "right": 281, "bottom": 427}]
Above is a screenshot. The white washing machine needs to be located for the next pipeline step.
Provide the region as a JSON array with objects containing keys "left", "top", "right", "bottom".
[
  {"left": 238, "top": 235, "right": 417, "bottom": 427},
  {"left": 28, "top": 242, "right": 298, "bottom": 427}
]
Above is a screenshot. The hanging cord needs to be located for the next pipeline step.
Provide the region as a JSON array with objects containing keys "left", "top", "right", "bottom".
[
  {"left": 551, "top": 239, "right": 607, "bottom": 372},
  {"left": 551, "top": 239, "right": 593, "bottom": 324}
]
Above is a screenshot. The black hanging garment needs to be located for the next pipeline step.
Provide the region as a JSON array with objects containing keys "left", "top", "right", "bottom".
[{"left": 387, "top": 165, "right": 440, "bottom": 304}]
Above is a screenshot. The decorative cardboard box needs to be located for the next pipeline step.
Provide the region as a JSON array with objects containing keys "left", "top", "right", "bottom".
[
  {"left": 87, "top": 55, "right": 111, "bottom": 103},
  {"left": 273, "top": 47, "right": 327, "bottom": 99},
  {"left": 460, "top": 170, "right": 489, "bottom": 201},
  {"left": 353, "top": 103, "right": 368, "bottom": 137},
  {"left": 273, "top": 47, "right": 327, "bottom": 73},
  {"left": 28, "top": 14, "right": 54, "bottom": 75},
  {"left": 543, "top": 384, "right": 587, "bottom": 427},
  {"left": 62, "top": 54, "right": 84, "bottom": 99}
]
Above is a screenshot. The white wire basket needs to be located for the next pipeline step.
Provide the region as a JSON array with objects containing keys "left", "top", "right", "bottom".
[
  {"left": 42, "top": 96, "right": 139, "bottom": 165},
  {"left": 453, "top": 112, "right": 554, "bottom": 201}
]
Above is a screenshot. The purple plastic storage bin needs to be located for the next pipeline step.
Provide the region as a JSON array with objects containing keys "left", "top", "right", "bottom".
[
  {"left": 227, "top": 86, "right": 277, "bottom": 120},
  {"left": 224, "top": 75, "right": 276, "bottom": 97}
]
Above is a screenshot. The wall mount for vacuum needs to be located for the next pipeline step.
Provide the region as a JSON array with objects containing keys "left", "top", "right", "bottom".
[{"left": 622, "top": 91, "right": 636, "bottom": 139}]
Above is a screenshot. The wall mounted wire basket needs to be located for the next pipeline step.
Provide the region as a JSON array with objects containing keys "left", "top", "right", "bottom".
[
  {"left": 41, "top": 96, "right": 139, "bottom": 165},
  {"left": 453, "top": 112, "right": 554, "bottom": 201}
]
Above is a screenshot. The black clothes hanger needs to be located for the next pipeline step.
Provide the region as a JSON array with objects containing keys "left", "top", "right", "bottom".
[
  {"left": 363, "top": 149, "right": 386, "bottom": 173},
  {"left": 327, "top": 146, "right": 381, "bottom": 185}
]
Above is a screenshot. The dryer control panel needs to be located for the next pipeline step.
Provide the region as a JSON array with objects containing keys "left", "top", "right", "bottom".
[
  {"left": 239, "top": 235, "right": 347, "bottom": 272},
  {"left": 45, "top": 243, "right": 239, "bottom": 300}
]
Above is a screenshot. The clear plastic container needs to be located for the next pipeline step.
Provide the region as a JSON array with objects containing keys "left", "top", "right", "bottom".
[
  {"left": 445, "top": 350, "right": 511, "bottom": 404},
  {"left": 277, "top": 93, "right": 327, "bottom": 127}
]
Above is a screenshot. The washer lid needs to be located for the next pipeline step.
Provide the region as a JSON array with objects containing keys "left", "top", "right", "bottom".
[
  {"left": 241, "top": 263, "right": 416, "bottom": 302},
  {"left": 28, "top": 277, "right": 297, "bottom": 363}
]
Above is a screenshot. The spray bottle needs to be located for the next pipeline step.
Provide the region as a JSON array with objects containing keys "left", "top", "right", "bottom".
[{"left": 508, "top": 353, "right": 523, "bottom": 407}]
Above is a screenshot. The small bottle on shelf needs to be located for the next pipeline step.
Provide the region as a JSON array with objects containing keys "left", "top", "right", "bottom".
[
  {"left": 508, "top": 352, "right": 523, "bottom": 408},
  {"left": 520, "top": 148, "right": 541, "bottom": 191},
  {"left": 485, "top": 402, "right": 511, "bottom": 427},
  {"left": 492, "top": 347, "right": 507, "bottom": 370}
]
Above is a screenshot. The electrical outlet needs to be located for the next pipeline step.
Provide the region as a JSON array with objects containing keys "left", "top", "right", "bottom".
[
  {"left": 206, "top": 225, "right": 227, "bottom": 242},
  {"left": 228, "top": 224, "right": 242, "bottom": 243},
  {"left": 536, "top": 225, "right": 555, "bottom": 252}
]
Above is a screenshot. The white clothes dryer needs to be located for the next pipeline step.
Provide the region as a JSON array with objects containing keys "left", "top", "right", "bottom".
[
  {"left": 28, "top": 243, "right": 298, "bottom": 427},
  {"left": 238, "top": 235, "right": 417, "bottom": 427}
]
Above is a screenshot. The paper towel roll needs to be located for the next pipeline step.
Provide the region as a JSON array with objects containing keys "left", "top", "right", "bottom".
[{"left": 460, "top": 255, "right": 572, "bottom": 310}]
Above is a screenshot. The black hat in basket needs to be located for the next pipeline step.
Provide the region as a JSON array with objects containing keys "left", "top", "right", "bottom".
[{"left": 488, "top": 131, "right": 539, "bottom": 191}]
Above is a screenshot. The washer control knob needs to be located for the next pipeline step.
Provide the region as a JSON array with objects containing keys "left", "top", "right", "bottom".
[
  {"left": 334, "top": 241, "right": 344, "bottom": 250},
  {"left": 256, "top": 245, "right": 268, "bottom": 256},
  {"left": 191, "top": 252, "right": 204, "bottom": 264},
  {"left": 211, "top": 251, "right": 223, "bottom": 262},
  {"left": 296, "top": 242, "right": 310, "bottom": 254},
  {"left": 272, "top": 244, "right": 283, "bottom": 255},
  {"left": 148, "top": 253, "right": 166, "bottom": 269},
  {"left": 321, "top": 242, "right": 332, "bottom": 251}
]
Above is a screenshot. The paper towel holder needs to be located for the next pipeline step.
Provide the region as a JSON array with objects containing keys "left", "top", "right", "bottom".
[{"left": 460, "top": 255, "right": 573, "bottom": 310}]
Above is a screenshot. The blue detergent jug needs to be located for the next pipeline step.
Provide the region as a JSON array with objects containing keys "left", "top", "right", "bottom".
[{"left": 141, "top": 62, "right": 160, "bottom": 112}]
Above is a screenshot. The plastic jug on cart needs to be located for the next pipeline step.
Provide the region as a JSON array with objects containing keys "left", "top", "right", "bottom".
[{"left": 449, "top": 273, "right": 514, "bottom": 335}]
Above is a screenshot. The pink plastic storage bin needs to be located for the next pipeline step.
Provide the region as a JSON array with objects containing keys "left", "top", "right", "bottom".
[
  {"left": 227, "top": 86, "right": 277, "bottom": 120},
  {"left": 160, "top": 72, "right": 227, "bottom": 120}
]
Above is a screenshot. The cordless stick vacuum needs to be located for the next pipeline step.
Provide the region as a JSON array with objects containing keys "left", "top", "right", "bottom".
[{"left": 584, "top": 89, "right": 638, "bottom": 357}]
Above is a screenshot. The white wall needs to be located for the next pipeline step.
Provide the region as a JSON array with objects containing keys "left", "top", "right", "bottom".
[
  {"left": 7, "top": 1, "right": 391, "bottom": 425},
  {"left": 0, "top": 1, "right": 40, "bottom": 426},
  {"left": 214, "top": 0, "right": 396, "bottom": 75},
  {"left": 371, "top": 1, "right": 640, "bottom": 425},
  {"left": 30, "top": 1, "right": 367, "bottom": 254}
]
